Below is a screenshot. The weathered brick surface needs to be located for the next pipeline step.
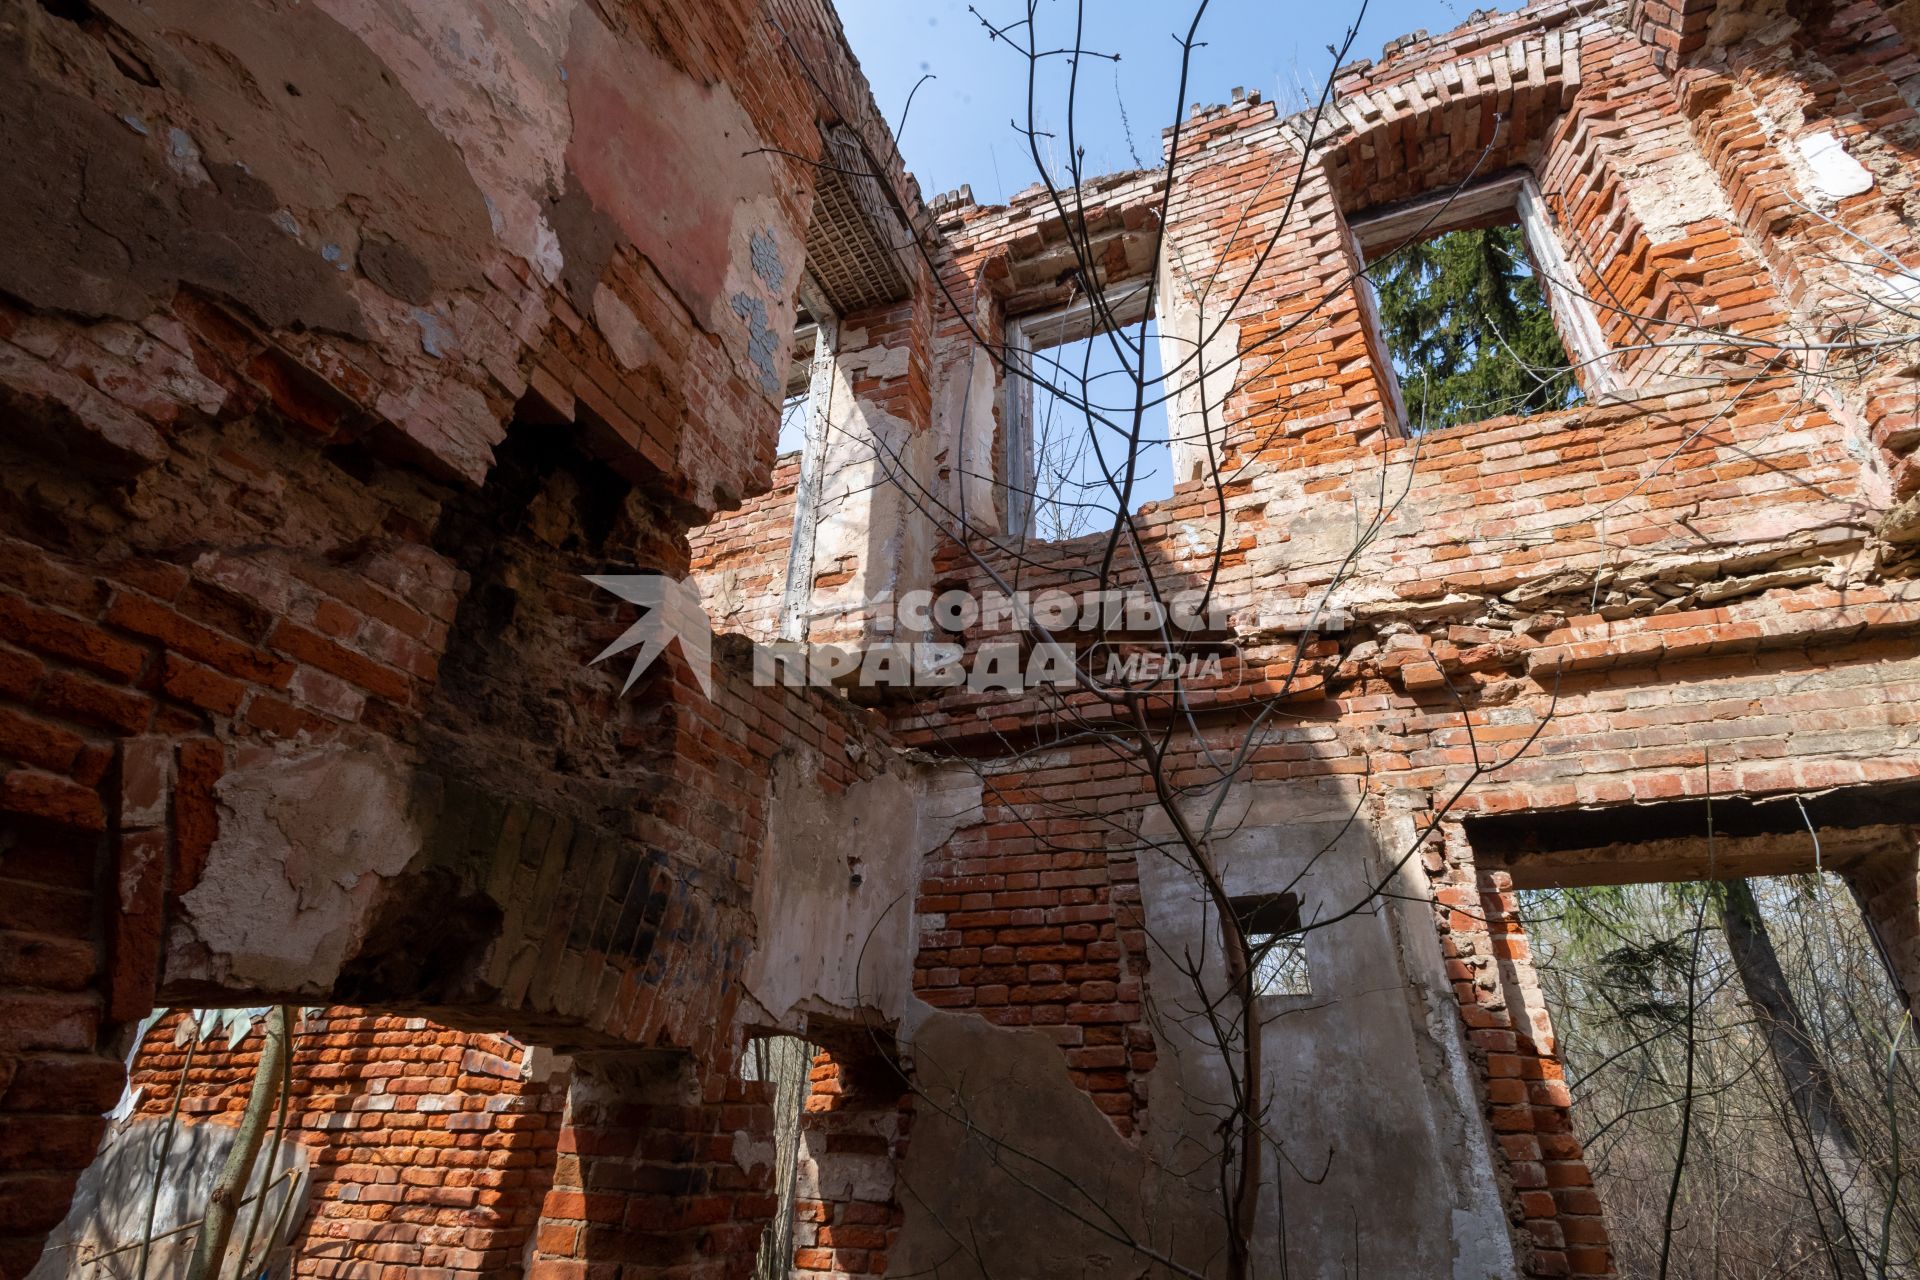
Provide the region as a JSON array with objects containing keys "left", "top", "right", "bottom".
[
  {"left": 788, "top": 1049, "right": 911, "bottom": 1279},
  {"left": 692, "top": 455, "right": 803, "bottom": 644},
  {"left": 0, "top": 0, "right": 919, "bottom": 1268},
  {"left": 526, "top": 1056, "right": 781, "bottom": 1280},
  {"left": 128, "top": 1011, "right": 569, "bottom": 1280},
  {"left": 9, "top": 0, "right": 1920, "bottom": 1272},
  {"left": 1435, "top": 836, "right": 1612, "bottom": 1277}
]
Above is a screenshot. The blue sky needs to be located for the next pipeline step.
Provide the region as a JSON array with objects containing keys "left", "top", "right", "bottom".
[{"left": 837, "top": 0, "right": 1481, "bottom": 203}]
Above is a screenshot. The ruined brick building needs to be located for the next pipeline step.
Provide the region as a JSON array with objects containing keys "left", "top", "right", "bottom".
[{"left": 4, "top": 0, "right": 1920, "bottom": 1273}]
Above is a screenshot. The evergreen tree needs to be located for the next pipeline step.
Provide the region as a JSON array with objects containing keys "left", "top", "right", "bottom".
[{"left": 1371, "top": 224, "right": 1581, "bottom": 430}]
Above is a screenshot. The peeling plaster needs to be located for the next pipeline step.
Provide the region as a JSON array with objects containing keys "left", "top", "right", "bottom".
[
  {"left": 562, "top": 5, "right": 781, "bottom": 333},
  {"left": 169, "top": 747, "right": 426, "bottom": 995},
  {"left": 29, "top": 1117, "right": 309, "bottom": 1280},
  {"left": 1620, "top": 150, "right": 1737, "bottom": 244},
  {"left": 593, "top": 283, "right": 662, "bottom": 372},
  {"left": 0, "top": 27, "right": 370, "bottom": 335},
  {"left": 1134, "top": 781, "right": 1509, "bottom": 1277},
  {"left": 891, "top": 1013, "right": 1219, "bottom": 1278},
  {"left": 730, "top": 293, "right": 783, "bottom": 396},
  {"left": 742, "top": 752, "right": 979, "bottom": 1031},
  {"left": 804, "top": 342, "right": 934, "bottom": 628},
  {"left": 1158, "top": 256, "right": 1243, "bottom": 487},
  {"left": 938, "top": 345, "right": 1000, "bottom": 529},
  {"left": 315, "top": 0, "right": 576, "bottom": 285},
  {"left": 1795, "top": 131, "right": 1875, "bottom": 201},
  {"left": 90, "top": 0, "right": 496, "bottom": 296}
]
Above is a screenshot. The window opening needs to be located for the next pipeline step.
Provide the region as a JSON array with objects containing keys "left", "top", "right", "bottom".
[
  {"left": 776, "top": 317, "right": 823, "bottom": 456},
  {"left": 1006, "top": 295, "right": 1171, "bottom": 541},
  {"left": 1350, "top": 173, "right": 1618, "bottom": 434},
  {"left": 1231, "top": 892, "right": 1311, "bottom": 998}
]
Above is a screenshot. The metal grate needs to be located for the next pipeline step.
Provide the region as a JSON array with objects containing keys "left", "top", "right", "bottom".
[{"left": 805, "top": 126, "right": 913, "bottom": 315}]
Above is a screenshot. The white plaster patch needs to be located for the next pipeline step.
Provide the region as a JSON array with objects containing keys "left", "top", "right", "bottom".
[
  {"left": 1620, "top": 151, "right": 1737, "bottom": 244},
  {"left": 171, "top": 747, "right": 425, "bottom": 994},
  {"left": 939, "top": 346, "right": 1000, "bottom": 529},
  {"left": 592, "top": 282, "right": 660, "bottom": 371},
  {"left": 28, "top": 1117, "right": 310, "bottom": 1280},
  {"left": 1855, "top": 262, "right": 1920, "bottom": 307},
  {"left": 164, "top": 127, "right": 213, "bottom": 186},
  {"left": 1795, "top": 131, "right": 1875, "bottom": 200},
  {"left": 862, "top": 344, "right": 912, "bottom": 382},
  {"left": 1158, "top": 257, "right": 1243, "bottom": 485},
  {"left": 742, "top": 754, "right": 980, "bottom": 1031}
]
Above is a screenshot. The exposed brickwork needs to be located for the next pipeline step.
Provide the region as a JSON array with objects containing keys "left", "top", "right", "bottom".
[
  {"left": 526, "top": 1058, "right": 779, "bottom": 1280},
  {"left": 8, "top": 0, "right": 1920, "bottom": 1273},
  {"left": 912, "top": 771, "right": 1156, "bottom": 1134},
  {"left": 128, "top": 1011, "right": 569, "bottom": 1279},
  {"left": 0, "top": 0, "right": 918, "bottom": 1265},
  {"left": 692, "top": 456, "right": 802, "bottom": 644},
  {"left": 789, "top": 1048, "right": 910, "bottom": 1278},
  {"left": 1432, "top": 836, "right": 1612, "bottom": 1277}
]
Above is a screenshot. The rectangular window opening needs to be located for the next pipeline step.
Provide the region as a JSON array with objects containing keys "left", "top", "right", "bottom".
[
  {"left": 775, "top": 314, "right": 823, "bottom": 457},
  {"left": 1231, "top": 892, "right": 1312, "bottom": 999},
  {"left": 1348, "top": 173, "right": 1618, "bottom": 435},
  {"left": 778, "top": 282, "right": 839, "bottom": 642},
  {"left": 1005, "top": 294, "right": 1171, "bottom": 541}
]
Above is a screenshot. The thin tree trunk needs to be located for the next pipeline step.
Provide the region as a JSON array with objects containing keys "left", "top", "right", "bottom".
[
  {"left": 754, "top": 1035, "right": 815, "bottom": 1280},
  {"left": 1720, "top": 878, "right": 1877, "bottom": 1279},
  {"left": 185, "top": 1007, "right": 290, "bottom": 1280},
  {"left": 235, "top": 1010, "right": 296, "bottom": 1280},
  {"left": 138, "top": 1031, "right": 196, "bottom": 1280}
]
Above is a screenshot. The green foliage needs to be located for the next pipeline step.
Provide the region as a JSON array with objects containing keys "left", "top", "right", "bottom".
[
  {"left": 1596, "top": 936, "right": 1695, "bottom": 1027},
  {"left": 1370, "top": 224, "right": 1581, "bottom": 430}
]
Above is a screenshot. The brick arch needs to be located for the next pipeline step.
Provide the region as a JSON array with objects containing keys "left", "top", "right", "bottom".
[{"left": 1315, "top": 32, "right": 1582, "bottom": 214}]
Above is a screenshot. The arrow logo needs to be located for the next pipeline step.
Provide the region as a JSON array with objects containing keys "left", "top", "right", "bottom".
[{"left": 585, "top": 574, "right": 714, "bottom": 698}]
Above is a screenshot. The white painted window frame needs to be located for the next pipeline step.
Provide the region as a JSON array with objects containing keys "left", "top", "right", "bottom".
[
  {"left": 1346, "top": 172, "right": 1620, "bottom": 434},
  {"left": 1002, "top": 323, "right": 1035, "bottom": 540},
  {"left": 778, "top": 275, "right": 839, "bottom": 643},
  {"left": 1001, "top": 283, "right": 1156, "bottom": 540}
]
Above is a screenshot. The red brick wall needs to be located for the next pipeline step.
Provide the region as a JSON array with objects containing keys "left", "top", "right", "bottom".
[
  {"left": 526, "top": 1059, "right": 779, "bottom": 1280},
  {"left": 0, "top": 0, "right": 928, "bottom": 1265},
  {"left": 128, "top": 1010, "right": 568, "bottom": 1279},
  {"left": 789, "top": 1049, "right": 909, "bottom": 1278},
  {"left": 912, "top": 772, "right": 1155, "bottom": 1135},
  {"left": 888, "top": 0, "right": 1920, "bottom": 1239},
  {"left": 1433, "top": 836, "right": 1612, "bottom": 1278},
  {"left": 8, "top": 0, "right": 1920, "bottom": 1272},
  {"left": 691, "top": 456, "right": 801, "bottom": 645}
]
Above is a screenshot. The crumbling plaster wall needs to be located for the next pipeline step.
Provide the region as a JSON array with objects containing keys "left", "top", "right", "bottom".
[
  {"left": 1665, "top": 0, "right": 1920, "bottom": 504},
  {"left": 1131, "top": 783, "right": 1517, "bottom": 1280},
  {"left": 691, "top": 455, "right": 803, "bottom": 645},
  {"left": 0, "top": 0, "right": 941, "bottom": 1270},
  {"left": 788, "top": 287, "right": 945, "bottom": 648},
  {"left": 0, "top": 0, "right": 838, "bottom": 506},
  {"left": 1155, "top": 249, "right": 1243, "bottom": 491},
  {"left": 16, "top": 0, "right": 1920, "bottom": 1275},
  {"left": 741, "top": 750, "right": 981, "bottom": 1034}
]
